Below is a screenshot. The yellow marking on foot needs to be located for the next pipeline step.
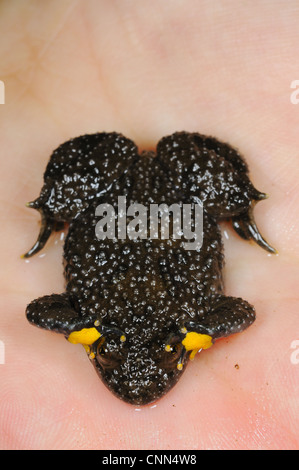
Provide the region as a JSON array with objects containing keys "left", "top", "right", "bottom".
[
  {"left": 82, "top": 344, "right": 95, "bottom": 359},
  {"left": 182, "top": 332, "right": 213, "bottom": 360},
  {"left": 177, "top": 362, "right": 183, "bottom": 371},
  {"left": 68, "top": 327, "right": 101, "bottom": 345},
  {"left": 120, "top": 335, "right": 126, "bottom": 343}
]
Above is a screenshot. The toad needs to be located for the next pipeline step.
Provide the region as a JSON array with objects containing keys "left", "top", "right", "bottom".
[{"left": 24, "top": 132, "right": 275, "bottom": 405}]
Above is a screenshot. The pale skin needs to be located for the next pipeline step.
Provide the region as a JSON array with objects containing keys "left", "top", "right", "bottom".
[{"left": 0, "top": 0, "right": 298, "bottom": 450}]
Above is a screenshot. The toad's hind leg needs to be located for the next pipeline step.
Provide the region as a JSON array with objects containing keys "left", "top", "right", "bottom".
[
  {"left": 157, "top": 132, "right": 276, "bottom": 253},
  {"left": 23, "top": 132, "right": 138, "bottom": 258},
  {"left": 191, "top": 133, "right": 276, "bottom": 253}
]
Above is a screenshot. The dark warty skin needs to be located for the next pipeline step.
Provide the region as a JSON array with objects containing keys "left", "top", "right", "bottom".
[{"left": 24, "top": 131, "right": 275, "bottom": 405}]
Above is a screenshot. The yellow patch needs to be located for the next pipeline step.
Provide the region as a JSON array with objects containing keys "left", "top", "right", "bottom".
[
  {"left": 68, "top": 327, "right": 101, "bottom": 345},
  {"left": 182, "top": 332, "right": 212, "bottom": 360}
]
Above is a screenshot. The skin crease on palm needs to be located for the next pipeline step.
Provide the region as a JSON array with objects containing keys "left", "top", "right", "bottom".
[{"left": 0, "top": 0, "right": 298, "bottom": 450}]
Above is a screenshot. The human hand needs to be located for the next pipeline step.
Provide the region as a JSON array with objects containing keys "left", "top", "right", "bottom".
[{"left": 0, "top": 0, "right": 298, "bottom": 450}]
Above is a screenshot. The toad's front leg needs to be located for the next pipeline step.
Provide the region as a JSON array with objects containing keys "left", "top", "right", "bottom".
[
  {"left": 23, "top": 132, "right": 138, "bottom": 258},
  {"left": 166, "top": 295, "right": 256, "bottom": 370},
  {"left": 184, "top": 295, "right": 256, "bottom": 342},
  {"left": 26, "top": 293, "right": 127, "bottom": 361},
  {"left": 26, "top": 293, "right": 99, "bottom": 347},
  {"left": 26, "top": 292, "right": 112, "bottom": 361}
]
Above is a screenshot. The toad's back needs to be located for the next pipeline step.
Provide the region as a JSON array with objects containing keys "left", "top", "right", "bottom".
[{"left": 63, "top": 153, "right": 224, "bottom": 333}]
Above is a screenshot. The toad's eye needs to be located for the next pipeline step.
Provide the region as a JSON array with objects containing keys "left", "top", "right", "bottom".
[
  {"left": 167, "top": 343, "right": 182, "bottom": 358},
  {"left": 96, "top": 338, "right": 122, "bottom": 370},
  {"left": 161, "top": 338, "right": 183, "bottom": 370}
]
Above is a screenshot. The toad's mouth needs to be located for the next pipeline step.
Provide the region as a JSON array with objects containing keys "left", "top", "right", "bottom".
[{"left": 92, "top": 360, "right": 186, "bottom": 405}]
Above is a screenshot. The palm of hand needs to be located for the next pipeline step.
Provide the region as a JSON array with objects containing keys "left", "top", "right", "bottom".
[{"left": 0, "top": 1, "right": 298, "bottom": 450}]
